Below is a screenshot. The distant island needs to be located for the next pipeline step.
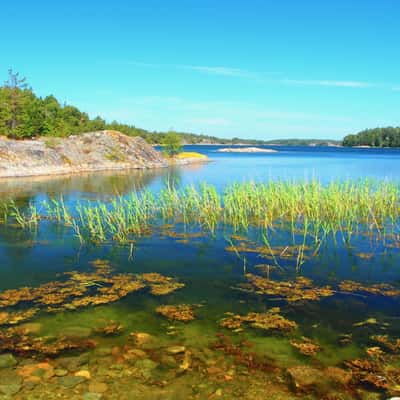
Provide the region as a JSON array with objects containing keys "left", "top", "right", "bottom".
[
  {"left": 217, "top": 147, "right": 278, "bottom": 153},
  {"left": 343, "top": 127, "right": 400, "bottom": 148}
]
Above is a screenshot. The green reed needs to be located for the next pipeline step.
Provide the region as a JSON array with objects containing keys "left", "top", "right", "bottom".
[{"left": 0, "top": 179, "right": 399, "bottom": 254}]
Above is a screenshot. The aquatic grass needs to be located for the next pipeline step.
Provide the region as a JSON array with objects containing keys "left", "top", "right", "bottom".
[{"left": 1, "top": 179, "right": 399, "bottom": 263}]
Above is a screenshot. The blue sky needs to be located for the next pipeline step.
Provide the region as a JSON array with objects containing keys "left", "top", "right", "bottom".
[{"left": 1, "top": 1, "right": 400, "bottom": 140}]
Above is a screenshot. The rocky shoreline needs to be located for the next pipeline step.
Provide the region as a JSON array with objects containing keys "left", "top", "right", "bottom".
[{"left": 0, "top": 131, "right": 207, "bottom": 179}]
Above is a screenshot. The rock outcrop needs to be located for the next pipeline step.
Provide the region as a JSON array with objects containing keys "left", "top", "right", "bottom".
[{"left": 0, "top": 131, "right": 169, "bottom": 178}]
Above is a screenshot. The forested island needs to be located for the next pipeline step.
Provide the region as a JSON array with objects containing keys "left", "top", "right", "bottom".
[{"left": 343, "top": 127, "right": 400, "bottom": 148}]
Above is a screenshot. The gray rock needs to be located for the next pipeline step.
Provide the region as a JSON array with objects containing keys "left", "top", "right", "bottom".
[{"left": 0, "top": 131, "right": 169, "bottom": 178}]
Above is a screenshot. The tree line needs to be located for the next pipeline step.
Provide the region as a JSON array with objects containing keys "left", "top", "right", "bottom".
[
  {"left": 343, "top": 127, "right": 400, "bottom": 148},
  {"left": 0, "top": 70, "right": 256, "bottom": 144}
]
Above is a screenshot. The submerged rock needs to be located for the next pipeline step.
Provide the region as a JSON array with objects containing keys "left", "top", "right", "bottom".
[
  {"left": 0, "top": 383, "right": 22, "bottom": 396},
  {"left": 88, "top": 381, "right": 108, "bottom": 393},
  {"left": 17, "top": 322, "right": 43, "bottom": 335},
  {"left": 58, "top": 375, "right": 86, "bottom": 388},
  {"left": 0, "top": 371, "right": 22, "bottom": 396},
  {"left": 166, "top": 346, "right": 186, "bottom": 355},
  {"left": 0, "top": 353, "right": 17, "bottom": 368},
  {"left": 134, "top": 359, "right": 158, "bottom": 379},
  {"left": 58, "top": 353, "right": 89, "bottom": 372},
  {"left": 287, "top": 365, "right": 325, "bottom": 390},
  {"left": 156, "top": 304, "right": 195, "bottom": 322},
  {"left": 83, "top": 393, "right": 103, "bottom": 400},
  {"left": 62, "top": 326, "right": 93, "bottom": 339},
  {"left": 129, "top": 332, "right": 156, "bottom": 348}
]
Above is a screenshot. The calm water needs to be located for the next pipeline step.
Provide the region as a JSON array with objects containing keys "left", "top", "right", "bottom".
[{"left": 0, "top": 146, "right": 399, "bottom": 399}]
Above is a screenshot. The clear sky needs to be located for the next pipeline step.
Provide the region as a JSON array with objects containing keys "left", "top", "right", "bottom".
[{"left": 1, "top": 1, "right": 399, "bottom": 140}]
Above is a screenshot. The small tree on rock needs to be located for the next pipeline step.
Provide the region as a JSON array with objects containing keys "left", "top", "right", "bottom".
[{"left": 161, "top": 131, "right": 182, "bottom": 157}]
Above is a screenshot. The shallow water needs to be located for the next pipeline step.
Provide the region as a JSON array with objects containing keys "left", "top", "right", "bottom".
[{"left": 0, "top": 147, "right": 399, "bottom": 399}]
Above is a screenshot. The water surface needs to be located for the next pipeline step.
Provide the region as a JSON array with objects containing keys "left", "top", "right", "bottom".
[{"left": 0, "top": 146, "right": 399, "bottom": 399}]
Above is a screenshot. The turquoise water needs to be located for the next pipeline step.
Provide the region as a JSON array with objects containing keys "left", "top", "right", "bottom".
[{"left": 0, "top": 147, "right": 399, "bottom": 399}]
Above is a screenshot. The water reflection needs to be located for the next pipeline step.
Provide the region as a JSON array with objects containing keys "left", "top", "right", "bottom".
[{"left": 0, "top": 168, "right": 168, "bottom": 200}]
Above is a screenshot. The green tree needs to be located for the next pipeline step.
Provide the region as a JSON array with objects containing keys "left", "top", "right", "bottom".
[
  {"left": 3, "top": 69, "right": 31, "bottom": 138},
  {"left": 161, "top": 131, "right": 182, "bottom": 156}
]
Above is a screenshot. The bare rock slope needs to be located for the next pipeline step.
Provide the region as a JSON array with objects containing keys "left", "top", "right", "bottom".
[{"left": 0, "top": 130, "right": 168, "bottom": 178}]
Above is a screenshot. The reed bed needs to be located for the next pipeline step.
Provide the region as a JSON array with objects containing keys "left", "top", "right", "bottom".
[{"left": 0, "top": 179, "right": 399, "bottom": 249}]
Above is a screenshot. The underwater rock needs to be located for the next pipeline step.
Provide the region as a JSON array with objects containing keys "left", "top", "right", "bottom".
[
  {"left": 366, "top": 347, "right": 385, "bottom": 358},
  {"left": 83, "top": 393, "right": 103, "bottom": 400},
  {"left": 244, "top": 273, "right": 334, "bottom": 303},
  {"left": 54, "top": 368, "right": 68, "bottom": 377},
  {"left": 370, "top": 335, "right": 400, "bottom": 353},
  {"left": 338, "top": 333, "right": 353, "bottom": 346},
  {"left": 339, "top": 280, "right": 400, "bottom": 298},
  {"left": 58, "top": 354, "right": 90, "bottom": 372},
  {"left": 123, "top": 348, "right": 148, "bottom": 363},
  {"left": 62, "top": 326, "right": 93, "bottom": 339},
  {"left": 0, "top": 327, "right": 97, "bottom": 356},
  {"left": 324, "top": 367, "right": 352, "bottom": 386},
  {"left": 344, "top": 359, "right": 392, "bottom": 390},
  {"left": 179, "top": 351, "right": 192, "bottom": 373},
  {"left": 156, "top": 304, "right": 195, "bottom": 322},
  {"left": 88, "top": 381, "right": 108, "bottom": 393},
  {"left": 290, "top": 338, "right": 321, "bottom": 356},
  {"left": 353, "top": 318, "right": 378, "bottom": 327},
  {"left": 75, "top": 369, "right": 91, "bottom": 379},
  {"left": 0, "top": 382, "right": 22, "bottom": 396},
  {"left": 220, "top": 310, "right": 297, "bottom": 333},
  {"left": 134, "top": 358, "right": 158, "bottom": 380},
  {"left": 166, "top": 346, "right": 186, "bottom": 355},
  {"left": 17, "top": 322, "right": 42, "bottom": 335},
  {"left": 0, "top": 353, "right": 17, "bottom": 368},
  {"left": 0, "top": 265, "right": 184, "bottom": 328},
  {"left": 93, "top": 347, "right": 113, "bottom": 357},
  {"left": 129, "top": 332, "right": 156, "bottom": 348},
  {"left": 58, "top": 375, "right": 86, "bottom": 388},
  {"left": 94, "top": 321, "right": 124, "bottom": 336},
  {"left": 0, "top": 308, "right": 39, "bottom": 326},
  {"left": 287, "top": 365, "right": 325, "bottom": 390},
  {"left": 0, "top": 369, "right": 22, "bottom": 395},
  {"left": 159, "top": 354, "right": 178, "bottom": 368}
]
